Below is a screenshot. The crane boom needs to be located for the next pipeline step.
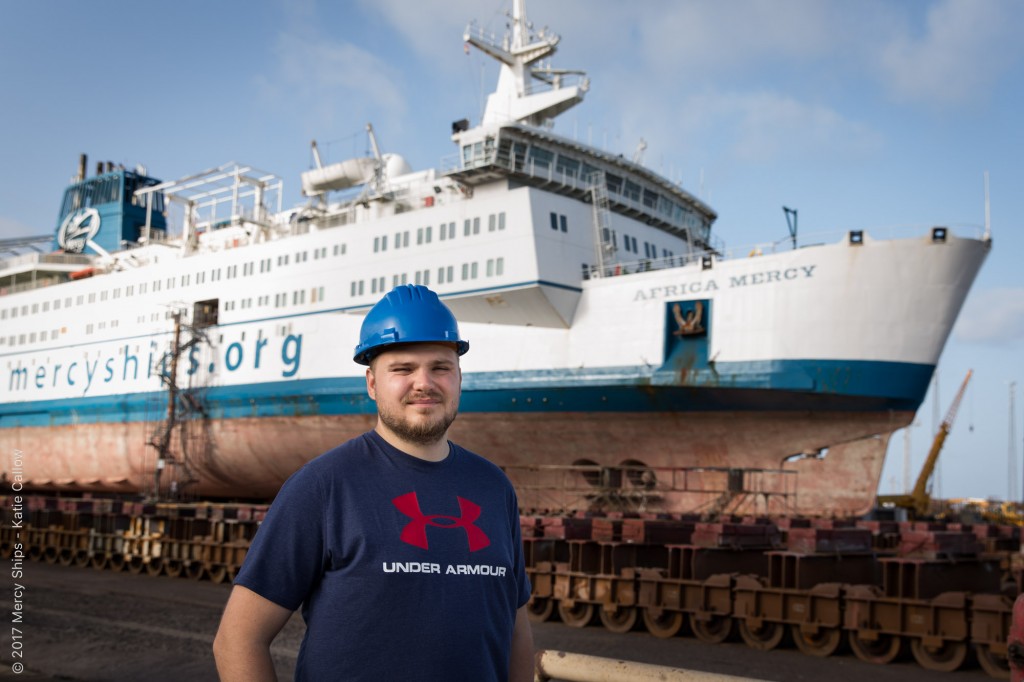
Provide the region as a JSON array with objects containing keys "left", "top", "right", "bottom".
[
  {"left": 909, "top": 370, "right": 973, "bottom": 515},
  {"left": 877, "top": 369, "right": 973, "bottom": 517}
]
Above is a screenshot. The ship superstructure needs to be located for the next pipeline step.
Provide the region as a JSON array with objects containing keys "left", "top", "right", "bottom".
[{"left": 0, "top": 1, "right": 989, "bottom": 516}]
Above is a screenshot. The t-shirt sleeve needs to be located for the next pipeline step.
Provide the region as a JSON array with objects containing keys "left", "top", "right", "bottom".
[
  {"left": 233, "top": 464, "right": 326, "bottom": 611},
  {"left": 509, "top": 486, "right": 532, "bottom": 609}
]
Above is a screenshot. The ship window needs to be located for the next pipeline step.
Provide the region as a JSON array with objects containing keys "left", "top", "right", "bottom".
[
  {"left": 88, "top": 293, "right": 96, "bottom": 303},
  {"left": 153, "top": 280, "right": 162, "bottom": 292},
  {"left": 550, "top": 213, "right": 558, "bottom": 230},
  {"left": 487, "top": 259, "right": 494, "bottom": 277},
  {"left": 657, "top": 195, "right": 675, "bottom": 218},
  {"left": 394, "top": 232, "right": 402, "bottom": 249},
  {"left": 0, "top": 310, "right": 5, "bottom": 320},
  {"left": 488, "top": 214, "right": 496, "bottom": 232},
  {"left": 463, "top": 219, "right": 471, "bottom": 237},
  {"left": 555, "top": 155, "right": 580, "bottom": 178},
  {"left": 437, "top": 267, "right": 446, "bottom": 284},
  {"left": 499, "top": 212, "right": 505, "bottom": 230},
  {"left": 85, "top": 324, "right": 93, "bottom": 335},
  {"left": 29, "top": 332, "right": 36, "bottom": 343},
  {"left": 528, "top": 145, "right": 553, "bottom": 170},
  {"left": 643, "top": 188, "right": 658, "bottom": 209},
  {"left": 471, "top": 262, "right": 478, "bottom": 279},
  {"left": 42, "top": 301, "right": 49, "bottom": 312},
  {"left": 196, "top": 272, "right": 205, "bottom": 285},
  {"left": 560, "top": 215, "right": 567, "bottom": 233},
  {"left": 99, "top": 291, "right": 107, "bottom": 302},
  {"left": 32, "top": 303, "right": 39, "bottom": 313},
  {"left": 461, "top": 263, "right": 468, "bottom": 281},
  {"left": 473, "top": 217, "right": 480, "bottom": 234},
  {"left": 496, "top": 257, "right": 504, "bottom": 275},
  {"left": 55, "top": 299, "right": 61, "bottom": 310},
  {"left": 392, "top": 274, "right": 400, "bottom": 287},
  {"left": 624, "top": 179, "right": 641, "bottom": 202}
]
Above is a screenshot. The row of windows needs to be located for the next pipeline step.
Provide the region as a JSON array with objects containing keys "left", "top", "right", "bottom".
[
  {"left": 605, "top": 228, "right": 675, "bottom": 261},
  {"left": 2, "top": 329, "right": 61, "bottom": 347},
  {"left": 350, "top": 258, "right": 506, "bottom": 297},
  {"left": 0, "top": 243, "right": 349, "bottom": 321},
  {"left": 372, "top": 214, "right": 506, "bottom": 254},
  {"left": 620, "top": 233, "right": 674, "bottom": 260}
]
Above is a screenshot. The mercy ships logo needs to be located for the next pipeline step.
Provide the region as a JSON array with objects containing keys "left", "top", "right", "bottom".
[{"left": 57, "top": 208, "right": 101, "bottom": 253}]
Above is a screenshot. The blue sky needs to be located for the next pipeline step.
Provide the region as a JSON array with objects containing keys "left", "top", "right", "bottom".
[{"left": 1, "top": 0, "right": 1021, "bottom": 501}]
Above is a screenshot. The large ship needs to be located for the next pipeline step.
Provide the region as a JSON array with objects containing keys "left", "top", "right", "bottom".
[{"left": 0, "top": 2, "right": 989, "bottom": 517}]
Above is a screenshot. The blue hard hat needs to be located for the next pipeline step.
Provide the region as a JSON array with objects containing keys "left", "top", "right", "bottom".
[{"left": 353, "top": 284, "right": 469, "bottom": 365}]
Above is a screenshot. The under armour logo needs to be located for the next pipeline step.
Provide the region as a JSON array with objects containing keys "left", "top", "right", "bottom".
[{"left": 392, "top": 492, "right": 490, "bottom": 552}]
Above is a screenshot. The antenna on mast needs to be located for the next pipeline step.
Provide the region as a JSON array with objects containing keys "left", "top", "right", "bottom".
[{"left": 783, "top": 206, "right": 798, "bottom": 250}]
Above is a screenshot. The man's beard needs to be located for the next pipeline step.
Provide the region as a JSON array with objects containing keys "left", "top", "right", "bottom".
[{"left": 378, "top": 394, "right": 459, "bottom": 446}]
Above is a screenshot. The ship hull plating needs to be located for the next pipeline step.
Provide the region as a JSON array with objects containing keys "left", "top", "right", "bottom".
[{"left": 3, "top": 407, "right": 904, "bottom": 516}]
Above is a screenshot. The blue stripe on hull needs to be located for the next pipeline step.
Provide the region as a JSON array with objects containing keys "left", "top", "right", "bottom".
[{"left": 0, "top": 359, "right": 933, "bottom": 428}]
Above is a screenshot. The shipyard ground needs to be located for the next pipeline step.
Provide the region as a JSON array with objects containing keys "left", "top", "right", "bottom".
[{"left": 0, "top": 561, "right": 991, "bottom": 681}]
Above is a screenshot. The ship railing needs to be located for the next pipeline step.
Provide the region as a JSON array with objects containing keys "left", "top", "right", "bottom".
[
  {"left": 0, "top": 275, "right": 65, "bottom": 297},
  {"left": 520, "top": 73, "right": 590, "bottom": 98},
  {"left": 444, "top": 151, "right": 707, "bottom": 241},
  {"left": 0, "top": 251, "right": 92, "bottom": 272},
  {"left": 505, "top": 463, "right": 798, "bottom": 516}
]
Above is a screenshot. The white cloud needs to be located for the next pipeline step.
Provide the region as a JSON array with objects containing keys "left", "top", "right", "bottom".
[
  {"left": 255, "top": 29, "right": 407, "bottom": 136},
  {"left": 673, "top": 90, "right": 883, "bottom": 164},
  {"left": 356, "top": 0, "right": 480, "bottom": 65},
  {"left": 876, "top": 0, "right": 1024, "bottom": 106},
  {"left": 634, "top": 0, "right": 836, "bottom": 74},
  {"left": 954, "top": 287, "right": 1024, "bottom": 345}
]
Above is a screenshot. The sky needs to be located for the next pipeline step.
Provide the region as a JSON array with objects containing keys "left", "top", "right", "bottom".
[{"left": 0, "top": 0, "right": 1021, "bottom": 502}]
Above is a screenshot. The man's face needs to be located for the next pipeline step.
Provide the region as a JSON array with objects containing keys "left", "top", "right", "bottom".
[{"left": 366, "top": 343, "right": 462, "bottom": 447}]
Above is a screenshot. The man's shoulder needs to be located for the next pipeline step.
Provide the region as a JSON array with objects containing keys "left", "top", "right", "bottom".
[
  {"left": 284, "top": 432, "right": 377, "bottom": 485},
  {"left": 452, "top": 444, "right": 514, "bottom": 485}
]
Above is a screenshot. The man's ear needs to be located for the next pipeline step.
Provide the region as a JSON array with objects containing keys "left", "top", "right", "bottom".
[{"left": 365, "top": 366, "right": 376, "bottom": 400}]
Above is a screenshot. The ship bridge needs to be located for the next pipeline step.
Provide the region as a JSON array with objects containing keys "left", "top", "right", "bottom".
[{"left": 444, "top": 124, "right": 719, "bottom": 253}]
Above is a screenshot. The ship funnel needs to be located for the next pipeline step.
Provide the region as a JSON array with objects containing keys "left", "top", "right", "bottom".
[{"left": 78, "top": 154, "right": 88, "bottom": 181}]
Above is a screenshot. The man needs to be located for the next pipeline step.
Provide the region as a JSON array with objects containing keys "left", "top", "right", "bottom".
[{"left": 213, "top": 284, "right": 534, "bottom": 681}]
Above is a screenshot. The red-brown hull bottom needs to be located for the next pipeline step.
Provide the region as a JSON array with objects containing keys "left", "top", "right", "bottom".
[{"left": 2, "top": 410, "right": 908, "bottom": 517}]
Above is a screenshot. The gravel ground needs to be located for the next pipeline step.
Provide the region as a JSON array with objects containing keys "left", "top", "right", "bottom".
[{"left": 0, "top": 559, "right": 997, "bottom": 681}]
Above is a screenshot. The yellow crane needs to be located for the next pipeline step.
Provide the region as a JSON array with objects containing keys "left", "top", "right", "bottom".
[{"left": 878, "top": 369, "right": 973, "bottom": 517}]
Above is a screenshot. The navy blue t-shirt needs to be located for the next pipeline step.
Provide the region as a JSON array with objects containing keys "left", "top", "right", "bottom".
[{"left": 234, "top": 430, "right": 531, "bottom": 681}]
